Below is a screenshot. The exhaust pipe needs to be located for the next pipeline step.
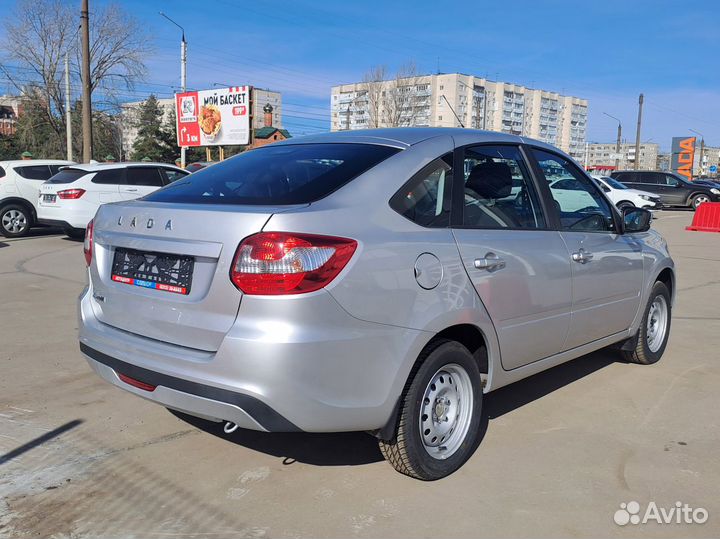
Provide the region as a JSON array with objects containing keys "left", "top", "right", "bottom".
[{"left": 223, "top": 421, "right": 239, "bottom": 434}]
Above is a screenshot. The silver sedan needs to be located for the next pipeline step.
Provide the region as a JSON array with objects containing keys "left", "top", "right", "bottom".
[{"left": 78, "top": 128, "right": 674, "bottom": 480}]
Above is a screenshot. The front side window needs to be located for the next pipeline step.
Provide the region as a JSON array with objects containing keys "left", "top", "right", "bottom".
[
  {"left": 16, "top": 165, "right": 51, "bottom": 180},
  {"left": 662, "top": 174, "right": 680, "bottom": 186},
  {"left": 462, "top": 145, "right": 545, "bottom": 229},
  {"left": 162, "top": 168, "right": 189, "bottom": 184},
  {"left": 532, "top": 149, "right": 615, "bottom": 232},
  {"left": 144, "top": 143, "right": 400, "bottom": 205},
  {"left": 390, "top": 155, "right": 452, "bottom": 228}
]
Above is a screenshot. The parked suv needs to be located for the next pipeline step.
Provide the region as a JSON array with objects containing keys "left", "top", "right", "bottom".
[
  {"left": 0, "top": 159, "right": 75, "bottom": 237},
  {"left": 79, "top": 129, "right": 674, "bottom": 480},
  {"left": 611, "top": 170, "right": 720, "bottom": 210},
  {"left": 38, "top": 162, "right": 189, "bottom": 238}
]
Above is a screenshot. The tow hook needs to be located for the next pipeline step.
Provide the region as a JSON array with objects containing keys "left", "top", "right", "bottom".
[{"left": 223, "top": 421, "right": 239, "bottom": 434}]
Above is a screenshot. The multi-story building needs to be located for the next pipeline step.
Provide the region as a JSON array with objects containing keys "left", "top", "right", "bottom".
[
  {"left": 693, "top": 145, "right": 720, "bottom": 176},
  {"left": 0, "top": 95, "right": 23, "bottom": 136},
  {"left": 586, "top": 142, "right": 659, "bottom": 172},
  {"left": 331, "top": 73, "right": 588, "bottom": 159},
  {"left": 120, "top": 88, "right": 282, "bottom": 157}
]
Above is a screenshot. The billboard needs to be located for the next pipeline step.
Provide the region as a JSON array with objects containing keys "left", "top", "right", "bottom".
[
  {"left": 671, "top": 136, "right": 696, "bottom": 180},
  {"left": 176, "top": 86, "right": 250, "bottom": 147}
]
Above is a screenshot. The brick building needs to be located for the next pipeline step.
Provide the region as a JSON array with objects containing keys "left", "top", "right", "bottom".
[
  {"left": 249, "top": 104, "right": 290, "bottom": 149},
  {"left": 0, "top": 96, "right": 23, "bottom": 136}
]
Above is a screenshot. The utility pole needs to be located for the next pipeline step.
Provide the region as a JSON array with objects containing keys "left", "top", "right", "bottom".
[
  {"left": 80, "top": 0, "right": 93, "bottom": 162},
  {"left": 64, "top": 54, "right": 72, "bottom": 161},
  {"left": 690, "top": 129, "right": 704, "bottom": 177},
  {"left": 603, "top": 112, "right": 622, "bottom": 171},
  {"left": 345, "top": 103, "right": 351, "bottom": 130},
  {"left": 634, "top": 93, "right": 643, "bottom": 170},
  {"left": 160, "top": 12, "right": 187, "bottom": 168}
]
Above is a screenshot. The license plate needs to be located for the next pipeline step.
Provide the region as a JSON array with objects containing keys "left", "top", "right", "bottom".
[
  {"left": 43, "top": 194, "right": 56, "bottom": 203},
  {"left": 111, "top": 247, "right": 194, "bottom": 295}
]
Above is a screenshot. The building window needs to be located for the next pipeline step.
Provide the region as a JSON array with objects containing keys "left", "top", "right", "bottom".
[
  {"left": 439, "top": 85, "right": 444, "bottom": 90},
  {"left": 438, "top": 115, "right": 442, "bottom": 121}
]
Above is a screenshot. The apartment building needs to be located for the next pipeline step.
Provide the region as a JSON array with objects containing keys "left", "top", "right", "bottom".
[
  {"left": 0, "top": 95, "right": 23, "bottom": 136},
  {"left": 330, "top": 73, "right": 588, "bottom": 159},
  {"left": 120, "top": 88, "right": 282, "bottom": 156},
  {"left": 586, "top": 142, "right": 659, "bottom": 172},
  {"left": 694, "top": 145, "right": 720, "bottom": 176}
]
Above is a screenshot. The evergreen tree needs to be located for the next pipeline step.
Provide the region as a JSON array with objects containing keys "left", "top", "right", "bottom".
[{"left": 130, "top": 95, "right": 176, "bottom": 163}]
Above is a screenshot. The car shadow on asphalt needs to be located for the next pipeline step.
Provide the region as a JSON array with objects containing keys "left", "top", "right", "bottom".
[{"left": 170, "top": 349, "right": 621, "bottom": 468}]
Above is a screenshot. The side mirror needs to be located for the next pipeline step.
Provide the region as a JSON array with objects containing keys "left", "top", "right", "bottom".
[{"left": 623, "top": 207, "right": 652, "bottom": 233}]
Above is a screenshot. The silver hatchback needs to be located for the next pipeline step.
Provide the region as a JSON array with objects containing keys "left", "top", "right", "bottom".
[{"left": 79, "top": 128, "right": 674, "bottom": 480}]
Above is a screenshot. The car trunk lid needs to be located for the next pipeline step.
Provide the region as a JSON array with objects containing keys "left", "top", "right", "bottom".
[{"left": 89, "top": 200, "right": 304, "bottom": 351}]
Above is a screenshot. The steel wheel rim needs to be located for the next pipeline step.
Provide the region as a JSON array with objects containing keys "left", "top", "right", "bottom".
[
  {"left": 646, "top": 295, "right": 668, "bottom": 353},
  {"left": 419, "top": 363, "right": 474, "bottom": 460},
  {"left": 694, "top": 196, "right": 709, "bottom": 208},
  {"left": 2, "top": 209, "right": 27, "bottom": 234}
]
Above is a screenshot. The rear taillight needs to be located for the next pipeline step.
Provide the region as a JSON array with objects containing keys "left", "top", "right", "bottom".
[
  {"left": 57, "top": 188, "right": 85, "bottom": 199},
  {"left": 84, "top": 219, "right": 94, "bottom": 266},
  {"left": 231, "top": 232, "right": 357, "bottom": 295}
]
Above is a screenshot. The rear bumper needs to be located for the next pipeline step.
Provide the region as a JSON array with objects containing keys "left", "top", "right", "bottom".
[
  {"left": 38, "top": 218, "right": 75, "bottom": 229},
  {"left": 37, "top": 203, "right": 93, "bottom": 229},
  {"left": 78, "top": 283, "right": 429, "bottom": 433}
]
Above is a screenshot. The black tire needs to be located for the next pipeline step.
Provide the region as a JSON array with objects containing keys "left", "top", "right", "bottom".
[
  {"left": 691, "top": 194, "right": 710, "bottom": 210},
  {"left": 0, "top": 203, "right": 32, "bottom": 238},
  {"left": 622, "top": 281, "right": 671, "bottom": 365},
  {"left": 64, "top": 226, "right": 85, "bottom": 240},
  {"left": 379, "top": 339, "right": 483, "bottom": 480},
  {"left": 617, "top": 201, "right": 635, "bottom": 211}
]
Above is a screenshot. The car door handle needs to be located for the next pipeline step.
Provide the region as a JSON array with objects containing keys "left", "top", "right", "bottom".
[
  {"left": 124, "top": 188, "right": 138, "bottom": 192},
  {"left": 571, "top": 249, "right": 594, "bottom": 264},
  {"left": 474, "top": 254, "right": 506, "bottom": 271}
]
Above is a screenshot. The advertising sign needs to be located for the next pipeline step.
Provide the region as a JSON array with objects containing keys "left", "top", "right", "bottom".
[
  {"left": 671, "top": 136, "right": 696, "bottom": 181},
  {"left": 176, "top": 86, "right": 251, "bottom": 147}
]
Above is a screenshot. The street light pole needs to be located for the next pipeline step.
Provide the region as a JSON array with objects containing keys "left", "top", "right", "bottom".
[
  {"left": 689, "top": 128, "right": 704, "bottom": 178},
  {"left": 603, "top": 112, "right": 622, "bottom": 171},
  {"left": 160, "top": 12, "right": 187, "bottom": 168},
  {"left": 634, "top": 93, "right": 644, "bottom": 170}
]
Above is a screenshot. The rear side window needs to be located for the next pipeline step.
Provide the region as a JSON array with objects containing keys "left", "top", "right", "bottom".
[
  {"left": 127, "top": 167, "right": 164, "bottom": 187},
  {"left": 92, "top": 168, "right": 126, "bottom": 185},
  {"left": 16, "top": 165, "right": 52, "bottom": 180},
  {"left": 390, "top": 155, "right": 452, "bottom": 228},
  {"left": 614, "top": 172, "right": 636, "bottom": 183},
  {"left": 47, "top": 169, "right": 88, "bottom": 184},
  {"left": 144, "top": 143, "right": 401, "bottom": 205},
  {"left": 0, "top": 166, "right": 5, "bottom": 178}
]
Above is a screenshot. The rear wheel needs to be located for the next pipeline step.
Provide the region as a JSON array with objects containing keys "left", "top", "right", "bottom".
[
  {"left": 622, "top": 281, "right": 671, "bottom": 365},
  {"left": 379, "top": 340, "right": 482, "bottom": 480},
  {"left": 0, "top": 203, "right": 32, "bottom": 238},
  {"left": 691, "top": 194, "right": 710, "bottom": 210}
]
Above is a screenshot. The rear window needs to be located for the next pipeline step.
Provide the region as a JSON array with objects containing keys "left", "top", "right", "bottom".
[
  {"left": 47, "top": 169, "right": 88, "bottom": 184},
  {"left": 144, "top": 143, "right": 401, "bottom": 205},
  {"left": 16, "top": 165, "right": 52, "bottom": 180}
]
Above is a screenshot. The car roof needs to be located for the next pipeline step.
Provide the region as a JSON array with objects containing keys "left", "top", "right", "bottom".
[
  {"left": 269, "top": 127, "right": 559, "bottom": 152},
  {"left": 62, "top": 162, "right": 183, "bottom": 172},
  {"left": 0, "top": 159, "right": 75, "bottom": 167}
]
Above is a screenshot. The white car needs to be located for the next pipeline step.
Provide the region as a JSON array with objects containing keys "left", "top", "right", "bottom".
[
  {"left": 38, "top": 162, "right": 189, "bottom": 237},
  {"left": 591, "top": 175, "right": 661, "bottom": 210},
  {"left": 0, "top": 159, "right": 75, "bottom": 237}
]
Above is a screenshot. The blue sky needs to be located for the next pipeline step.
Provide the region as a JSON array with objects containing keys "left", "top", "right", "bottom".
[{"left": 9, "top": 0, "right": 720, "bottom": 150}]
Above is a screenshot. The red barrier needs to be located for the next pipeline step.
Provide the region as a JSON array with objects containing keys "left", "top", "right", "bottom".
[{"left": 686, "top": 202, "right": 720, "bottom": 233}]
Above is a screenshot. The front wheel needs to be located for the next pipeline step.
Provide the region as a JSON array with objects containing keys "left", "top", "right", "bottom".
[
  {"left": 617, "top": 201, "right": 635, "bottom": 211},
  {"left": 379, "top": 340, "right": 483, "bottom": 480},
  {"left": 691, "top": 194, "right": 710, "bottom": 210},
  {"left": 622, "top": 281, "right": 671, "bottom": 365},
  {"left": 0, "top": 204, "right": 32, "bottom": 238}
]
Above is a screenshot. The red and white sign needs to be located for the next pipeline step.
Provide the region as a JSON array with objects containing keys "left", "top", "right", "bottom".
[{"left": 176, "top": 86, "right": 251, "bottom": 147}]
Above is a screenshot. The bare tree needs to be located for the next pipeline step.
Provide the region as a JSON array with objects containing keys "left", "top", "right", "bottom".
[
  {"left": 360, "top": 65, "right": 386, "bottom": 129},
  {"left": 383, "top": 62, "right": 421, "bottom": 128},
  {"left": 1, "top": 0, "right": 150, "bottom": 147}
]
